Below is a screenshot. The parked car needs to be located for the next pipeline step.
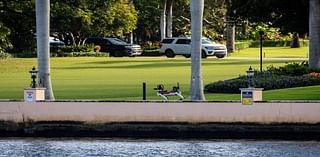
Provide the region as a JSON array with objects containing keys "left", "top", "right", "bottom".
[
  {"left": 49, "top": 37, "right": 65, "bottom": 53},
  {"left": 84, "top": 37, "right": 142, "bottom": 57},
  {"left": 159, "top": 37, "right": 227, "bottom": 58}
]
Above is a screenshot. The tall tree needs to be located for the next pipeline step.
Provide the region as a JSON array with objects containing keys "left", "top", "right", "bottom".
[
  {"left": 190, "top": 0, "right": 205, "bottom": 101},
  {"left": 36, "top": 0, "right": 54, "bottom": 100},
  {"left": 166, "top": 0, "right": 173, "bottom": 38},
  {"left": 0, "top": 22, "right": 12, "bottom": 53},
  {"left": 160, "top": 0, "right": 167, "bottom": 40},
  {"left": 309, "top": 0, "right": 320, "bottom": 68}
]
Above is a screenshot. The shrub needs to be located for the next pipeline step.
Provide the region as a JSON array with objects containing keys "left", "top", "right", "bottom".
[
  {"left": 204, "top": 62, "right": 320, "bottom": 93},
  {"left": 266, "top": 62, "right": 308, "bottom": 76},
  {"left": 60, "top": 44, "right": 95, "bottom": 53},
  {"left": 0, "top": 51, "right": 11, "bottom": 59},
  {"left": 141, "top": 49, "right": 162, "bottom": 56},
  {"left": 235, "top": 40, "right": 309, "bottom": 49},
  {"left": 204, "top": 75, "right": 320, "bottom": 94},
  {"left": 61, "top": 52, "right": 108, "bottom": 57}
]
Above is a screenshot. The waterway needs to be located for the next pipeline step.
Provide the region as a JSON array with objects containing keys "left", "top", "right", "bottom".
[{"left": 0, "top": 138, "right": 319, "bottom": 157}]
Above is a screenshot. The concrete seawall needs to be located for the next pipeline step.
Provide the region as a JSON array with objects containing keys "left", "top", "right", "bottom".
[{"left": 1, "top": 101, "right": 320, "bottom": 139}]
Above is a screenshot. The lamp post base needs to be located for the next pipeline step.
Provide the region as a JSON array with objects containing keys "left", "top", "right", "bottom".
[
  {"left": 24, "top": 88, "right": 46, "bottom": 102},
  {"left": 240, "top": 88, "right": 264, "bottom": 105}
]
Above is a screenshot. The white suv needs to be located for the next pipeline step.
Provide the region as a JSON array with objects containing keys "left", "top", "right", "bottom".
[{"left": 160, "top": 37, "right": 227, "bottom": 58}]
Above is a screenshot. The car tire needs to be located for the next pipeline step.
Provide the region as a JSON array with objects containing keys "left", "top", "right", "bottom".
[
  {"left": 165, "top": 49, "right": 175, "bottom": 58},
  {"left": 216, "top": 55, "right": 225, "bottom": 58},
  {"left": 201, "top": 50, "right": 207, "bottom": 59},
  {"left": 183, "top": 54, "right": 191, "bottom": 58}
]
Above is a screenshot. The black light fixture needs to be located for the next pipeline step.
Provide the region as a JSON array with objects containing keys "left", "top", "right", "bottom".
[
  {"left": 29, "top": 66, "right": 38, "bottom": 88},
  {"left": 246, "top": 66, "right": 255, "bottom": 88},
  {"left": 259, "top": 30, "right": 264, "bottom": 73}
]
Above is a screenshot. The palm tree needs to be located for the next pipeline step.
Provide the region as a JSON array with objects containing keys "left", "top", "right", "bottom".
[
  {"left": 190, "top": 0, "right": 205, "bottom": 101},
  {"left": 36, "top": 0, "right": 55, "bottom": 100},
  {"left": 160, "top": 0, "right": 167, "bottom": 41},
  {"left": 166, "top": 0, "right": 174, "bottom": 38},
  {"left": 309, "top": 0, "right": 320, "bottom": 69}
]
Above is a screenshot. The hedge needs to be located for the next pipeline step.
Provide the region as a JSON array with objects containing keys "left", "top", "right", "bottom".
[{"left": 235, "top": 40, "right": 309, "bottom": 49}]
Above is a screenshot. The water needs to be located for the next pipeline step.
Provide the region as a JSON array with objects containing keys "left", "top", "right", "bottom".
[{"left": 0, "top": 138, "right": 320, "bottom": 157}]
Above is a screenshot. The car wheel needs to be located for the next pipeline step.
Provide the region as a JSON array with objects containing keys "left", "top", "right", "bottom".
[
  {"left": 201, "top": 50, "right": 207, "bottom": 59},
  {"left": 216, "top": 55, "right": 225, "bottom": 58},
  {"left": 183, "top": 54, "right": 191, "bottom": 58},
  {"left": 165, "top": 49, "right": 175, "bottom": 58}
]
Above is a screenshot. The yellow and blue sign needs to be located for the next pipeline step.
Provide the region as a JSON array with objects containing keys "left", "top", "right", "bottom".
[{"left": 241, "top": 91, "right": 253, "bottom": 105}]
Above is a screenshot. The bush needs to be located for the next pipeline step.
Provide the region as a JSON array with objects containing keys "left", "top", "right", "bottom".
[
  {"left": 55, "top": 52, "right": 109, "bottom": 57},
  {"left": 59, "top": 44, "right": 95, "bottom": 53},
  {"left": 266, "top": 62, "right": 309, "bottom": 76},
  {"left": 204, "top": 62, "right": 320, "bottom": 93},
  {"left": 235, "top": 40, "right": 309, "bottom": 49},
  {"left": 205, "top": 75, "right": 320, "bottom": 94},
  {"left": 235, "top": 41, "right": 251, "bottom": 49},
  {"left": 0, "top": 51, "right": 11, "bottom": 59},
  {"left": 141, "top": 49, "right": 162, "bottom": 56}
]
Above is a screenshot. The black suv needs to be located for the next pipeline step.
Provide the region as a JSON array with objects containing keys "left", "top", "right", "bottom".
[{"left": 84, "top": 37, "right": 142, "bottom": 57}]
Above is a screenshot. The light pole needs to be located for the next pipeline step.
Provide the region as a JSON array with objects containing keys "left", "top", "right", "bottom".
[
  {"left": 246, "top": 66, "right": 255, "bottom": 88},
  {"left": 29, "top": 66, "right": 38, "bottom": 88},
  {"left": 259, "top": 31, "right": 264, "bottom": 73}
]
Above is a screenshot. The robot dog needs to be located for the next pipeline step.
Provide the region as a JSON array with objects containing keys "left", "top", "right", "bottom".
[{"left": 154, "top": 83, "right": 184, "bottom": 101}]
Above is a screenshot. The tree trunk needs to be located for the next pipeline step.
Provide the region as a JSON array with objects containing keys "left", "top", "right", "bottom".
[
  {"left": 190, "top": 0, "right": 205, "bottom": 101},
  {"left": 36, "top": 0, "right": 55, "bottom": 100},
  {"left": 226, "top": 20, "right": 235, "bottom": 53},
  {"left": 160, "top": 0, "right": 167, "bottom": 41},
  {"left": 166, "top": 0, "right": 173, "bottom": 38},
  {"left": 309, "top": 0, "right": 320, "bottom": 69}
]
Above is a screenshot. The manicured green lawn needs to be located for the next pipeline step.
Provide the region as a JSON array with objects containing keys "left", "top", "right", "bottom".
[
  {"left": 230, "top": 47, "right": 309, "bottom": 58},
  {"left": 0, "top": 47, "right": 318, "bottom": 100}
]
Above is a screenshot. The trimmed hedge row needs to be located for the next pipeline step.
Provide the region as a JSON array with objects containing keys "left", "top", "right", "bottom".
[
  {"left": 204, "top": 75, "right": 320, "bottom": 93},
  {"left": 204, "top": 62, "right": 320, "bottom": 93},
  {"left": 235, "top": 40, "right": 309, "bottom": 49},
  {"left": 52, "top": 52, "right": 109, "bottom": 57}
]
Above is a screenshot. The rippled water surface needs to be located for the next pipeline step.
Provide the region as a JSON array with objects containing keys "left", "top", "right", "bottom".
[{"left": 0, "top": 138, "right": 320, "bottom": 157}]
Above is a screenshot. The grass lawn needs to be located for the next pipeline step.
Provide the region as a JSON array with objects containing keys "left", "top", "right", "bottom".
[
  {"left": 230, "top": 47, "right": 309, "bottom": 58},
  {"left": 0, "top": 47, "right": 318, "bottom": 101}
]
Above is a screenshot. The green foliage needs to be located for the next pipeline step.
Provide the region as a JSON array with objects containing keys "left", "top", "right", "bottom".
[
  {"left": 0, "top": 22, "right": 12, "bottom": 53},
  {"left": 59, "top": 44, "right": 95, "bottom": 53},
  {"left": 205, "top": 62, "right": 320, "bottom": 93},
  {"left": 51, "top": 0, "right": 138, "bottom": 44},
  {"left": 266, "top": 62, "right": 309, "bottom": 76},
  {"left": 0, "top": 0, "right": 36, "bottom": 53},
  {"left": 63, "top": 52, "right": 109, "bottom": 57},
  {"left": 205, "top": 75, "right": 320, "bottom": 93},
  {"left": 0, "top": 51, "right": 11, "bottom": 59},
  {"left": 235, "top": 40, "right": 309, "bottom": 49},
  {"left": 141, "top": 49, "right": 162, "bottom": 56}
]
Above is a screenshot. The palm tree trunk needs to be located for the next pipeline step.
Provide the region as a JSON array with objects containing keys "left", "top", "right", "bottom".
[
  {"left": 166, "top": 0, "right": 173, "bottom": 38},
  {"left": 190, "top": 0, "right": 205, "bottom": 101},
  {"left": 309, "top": 0, "right": 320, "bottom": 68},
  {"left": 226, "top": 20, "right": 235, "bottom": 53},
  {"left": 36, "top": 0, "right": 55, "bottom": 100},
  {"left": 160, "top": 0, "right": 167, "bottom": 41}
]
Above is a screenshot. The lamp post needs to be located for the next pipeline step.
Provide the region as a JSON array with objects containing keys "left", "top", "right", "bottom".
[
  {"left": 29, "top": 66, "right": 38, "bottom": 88},
  {"left": 247, "top": 66, "right": 255, "bottom": 88},
  {"left": 259, "top": 31, "right": 264, "bottom": 73}
]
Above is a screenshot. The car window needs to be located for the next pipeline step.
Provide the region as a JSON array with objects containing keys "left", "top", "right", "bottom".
[
  {"left": 101, "top": 39, "right": 112, "bottom": 45},
  {"left": 107, "top": 38, "right": 128, "bottom": 45},
  {"left": 202, "top": 38, "right": 215, "bottom": 44},
  {"left": 161, "top": 39, "right": 174, "bottom": 44},
  {"left": 176, "top": 39, "right": 191, "bottom": 44}
]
